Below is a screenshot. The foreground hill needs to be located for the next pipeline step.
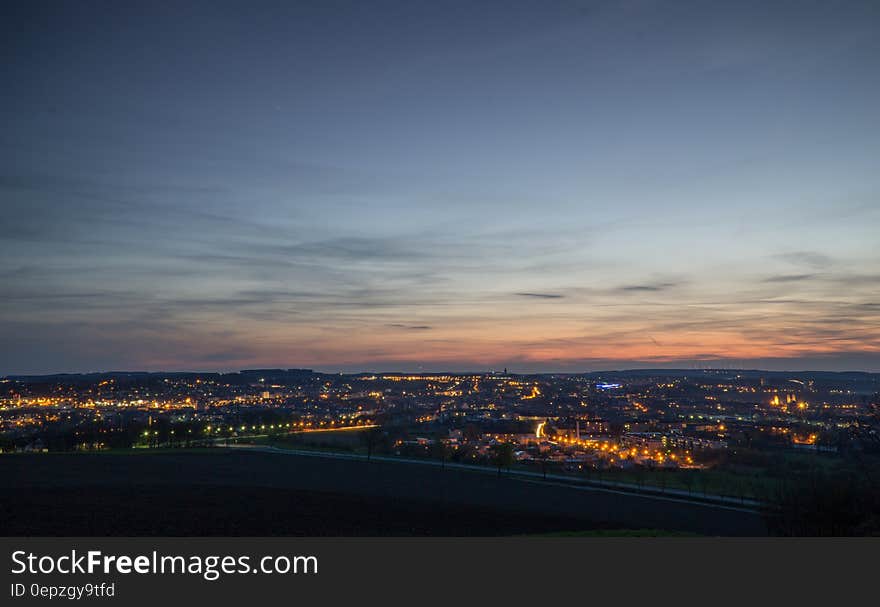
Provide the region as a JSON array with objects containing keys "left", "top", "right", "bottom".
[{"left": 0, "top": 450, "right": 765, "bottom": 536}]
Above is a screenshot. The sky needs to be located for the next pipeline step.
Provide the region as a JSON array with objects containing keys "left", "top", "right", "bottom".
[{"left": 1, "top": 0, "right": 879, "bottom": 374}]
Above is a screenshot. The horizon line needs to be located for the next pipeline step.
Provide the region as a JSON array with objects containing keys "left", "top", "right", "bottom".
[{"left": 4, "top": 367, "right": 879, "bottom": 378}]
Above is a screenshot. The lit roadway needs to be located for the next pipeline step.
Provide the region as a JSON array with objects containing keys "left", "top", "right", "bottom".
[{"left": 224, "top": 442, "right": 763, "bottom": 513}]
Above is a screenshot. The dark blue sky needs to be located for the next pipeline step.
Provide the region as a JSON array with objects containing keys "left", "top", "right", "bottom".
[{"left": 2, "top": 1, "right": 879, "bottom": 373}]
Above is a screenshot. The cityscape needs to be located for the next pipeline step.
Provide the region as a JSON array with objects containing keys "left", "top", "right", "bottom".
[
  {"left": 3, "top": 1, "right": 879, "bottom": 543},
  {"left": 2, "top": 367, "right": 879, "bottom": 535}
]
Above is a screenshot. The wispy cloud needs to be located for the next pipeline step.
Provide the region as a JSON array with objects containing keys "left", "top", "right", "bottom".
[
  {"left": 773, "top": 251, "right": 834, "bottom": 269},
  {"left": 514, "top": 292, "right": 565, "bottom": 299},
  {"left": 616, "top": 282, "right": 679, "bottom": 293},
  {"left": 762, "top": 274, "right": 817, "bottom": 283}
]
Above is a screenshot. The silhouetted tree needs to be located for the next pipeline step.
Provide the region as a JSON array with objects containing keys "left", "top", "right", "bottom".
[
  {"left": 537, "top": 449, "right": 550, "bottom": 480},
  {"left": 765, "top": 468, "right": 880, "bottom": 536},
  {"left": 683, "top": 470, "right": 696, "bottom": 496},
  {"left": 698, "top": 472, "right": 710, "bottom": 497},
  {"left": 431, "top": 434, "right": 449, "bottom": 469},
  {"left": 492, "top": 442, "right": 515, "bottom": 476},
  {"left": 634, "top": 465, "right": 645, "bottom": 491},
  {"left": 360, "top": 427, "right": 383, "bottom": 462}
]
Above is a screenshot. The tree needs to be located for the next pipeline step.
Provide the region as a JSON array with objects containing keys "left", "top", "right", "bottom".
[
  {"left": 765, "top": 468, "right": 880, "bottom": 536},
  {"left": 431, "top": 434, "right": 449, "bottom": 469},
  {"left": 634, "top": 465, "right": 646, "bottom": 491},
  {"left": 360, "top": 427, "right": 383, "bottom": 462},
  {"left": 491, "top": 442, "right": 515, "bottom": 476},
  {"left": 698, "top": 472, "right": 711, "bottom": 497},
  {"left": 683, "top": 470, "right": 696, "bottom": 496},
  {"left": 537, "top": 449, "right": 550, "bottom": 480}
]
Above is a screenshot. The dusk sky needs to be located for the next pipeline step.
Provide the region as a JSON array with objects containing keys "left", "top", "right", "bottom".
[{"left": 2, "top": 0, "right": 879, "bottom": 374}]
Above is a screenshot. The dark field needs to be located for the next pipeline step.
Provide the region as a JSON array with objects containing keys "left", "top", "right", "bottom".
[{"left": 0, "top": 450, "right": 766, "bottom": 536}]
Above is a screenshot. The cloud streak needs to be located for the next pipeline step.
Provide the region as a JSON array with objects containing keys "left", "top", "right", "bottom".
[{"left": 515, "top": 292, "right": 565, "bottom": 299}]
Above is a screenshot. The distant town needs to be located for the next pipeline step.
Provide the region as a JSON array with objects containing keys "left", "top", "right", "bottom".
[{"left": 2, "top": 368, "right": 877, "bottom": 501}]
